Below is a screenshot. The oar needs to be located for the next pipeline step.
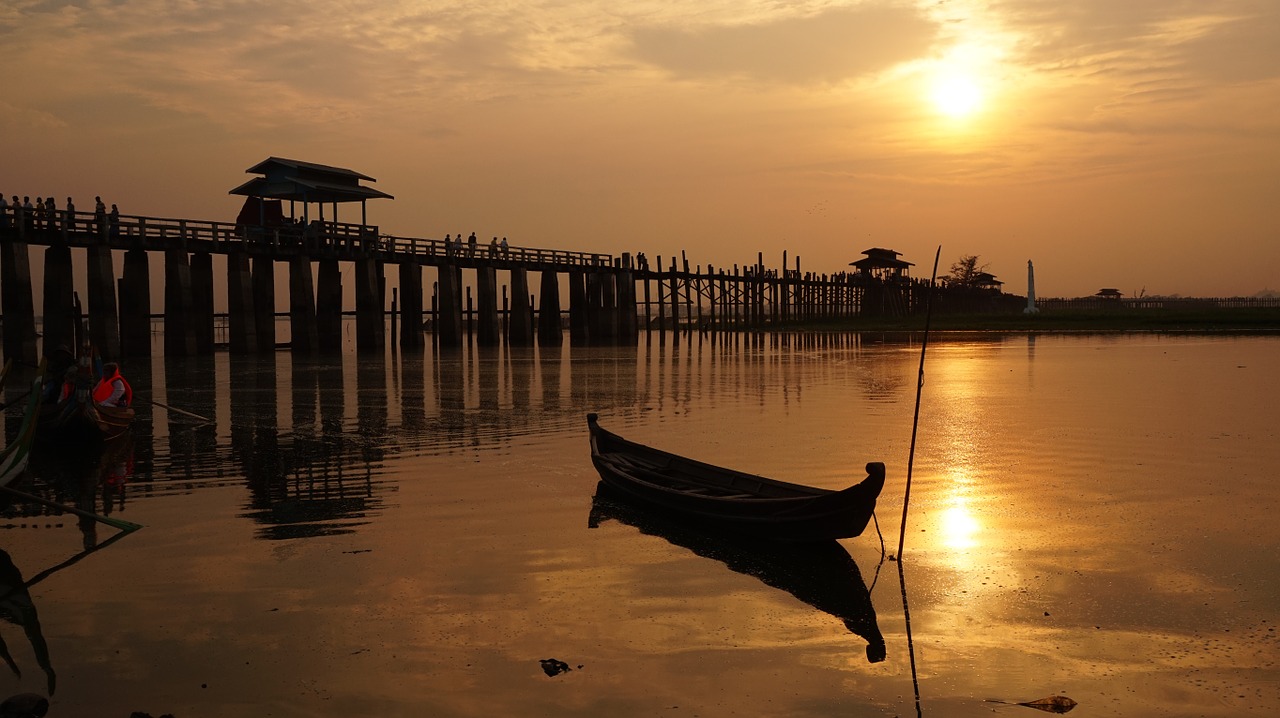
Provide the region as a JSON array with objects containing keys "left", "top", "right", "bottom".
[
  {"left": 0, "top": 485, "right": 142, "bottom": 532},
  {"left": 144, "top": 397, "right": 212, "bottom": 423}
]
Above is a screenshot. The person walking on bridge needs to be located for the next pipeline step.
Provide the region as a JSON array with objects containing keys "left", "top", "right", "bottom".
[
  {"left": 94, "top": 196, "right": 106, "bottom": 236},
  {"left": 45, "top": 196, "right": 57, "bottom": 233}
]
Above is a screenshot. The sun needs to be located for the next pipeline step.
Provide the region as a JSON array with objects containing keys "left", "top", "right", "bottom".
[{"left": 930, "top": 73, "right": 983, "bottom": 119}]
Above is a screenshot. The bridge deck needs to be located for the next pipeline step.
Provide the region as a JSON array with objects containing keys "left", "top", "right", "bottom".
[{"left": 0, "top": 208, "right": 614, "bottom": 272}]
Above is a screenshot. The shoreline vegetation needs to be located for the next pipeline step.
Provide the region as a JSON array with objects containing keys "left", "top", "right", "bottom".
[{"left": 794, "top": 307, "right": 1280, "bottom": 333}]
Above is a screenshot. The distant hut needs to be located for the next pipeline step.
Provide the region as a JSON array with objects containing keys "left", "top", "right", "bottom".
[
  {"left": 972, "top": 271, "right": 1003, "bottom": 292},
  {"left": 849, "top": 248, "right": 914, "bottom": 282},
  {"left": 1095, "top": 288, "right": 1122, "bottom": 300},
  {"left": 229, "top": 157, "right": 394, "bottom": 228}
]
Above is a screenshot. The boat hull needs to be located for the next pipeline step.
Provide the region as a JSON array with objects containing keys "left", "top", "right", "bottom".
[
  {"left": 587, "top": 414, "right": 885, "bottom": 542},
  {"left": 39, "top": 395, "right": 134, "bottom": 441}
]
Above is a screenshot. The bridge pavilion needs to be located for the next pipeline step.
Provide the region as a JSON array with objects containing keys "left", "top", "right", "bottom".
[{"left": 228, "top": 157, "right": 394, "bottom": 228}]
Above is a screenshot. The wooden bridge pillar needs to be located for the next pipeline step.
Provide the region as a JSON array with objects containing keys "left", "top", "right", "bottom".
[
  {"left": 600, "top": 271, "right": 618, "bottom": 343},
  {"left": 119, "top": 248, "right": 152, "bottom": 358},
  {"left": 191, "top": 250, "right": 214, "bottom": 354},
  {"left": 567, "top": 271, "right": 587, "bottom": 345},
  {"left": 508, "top": 268, "right": 533, "bottom": 346},
  {"left": 476, "top": 266, "right": 499, "bottom": 347},
  {"left": 398, "top": 260, "right": 424, "bottom": 350},
  {"left": 252, "top": 256, "right": 276, "bottom": 351},
  {"left": 86, "top": 244, "right": 121, "bottom": 361},
  {"left": 585, "top": 271, "right": 603, "bottom": 344},
  {"left": 41, "top": 245, "right": 76, "bottom": 358},
  {"left": 164, "top": 246, "right": 197, "bottom": 357},
  {"left": 436, "top": 264, "right": 463, "bottom": 348},
  {"left": 226, "top": 250, "right": 257, "bottom": 354},
  {"left": 617, "top": 268, "right": 637, "bottom": 342},
  {"left": 354, "top": 257, "right": 385, "bottom": 352},
  {"left": 316, "top": 259, "right": 342, "bottom": 352},
  {"left": 538, "top": 269, "right": 562, "bottom": 346},
  {"left": 289, "top": 255, "right": 318, "bottom": 353},
  {"left": 0, "top": 240, "right": 38, "bottom": 364}
]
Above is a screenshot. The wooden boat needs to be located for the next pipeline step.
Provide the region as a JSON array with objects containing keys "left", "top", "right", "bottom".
[
  {"left": 37, "top": 368, "right": 134, "bottom": 441},
  {"left": 1, "top": 368, "right": 46, "bottom": 488},
  {"left": 586, "top": 413, "right": 886, "bottom": 542}
]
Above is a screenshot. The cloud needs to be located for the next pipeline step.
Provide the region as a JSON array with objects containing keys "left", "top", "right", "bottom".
[
  {"left": 994, "top": 0, "right": 1279, "bottom": 83},
  {"left": 624, "top": 5, "right": 938, "bottom": 84}
]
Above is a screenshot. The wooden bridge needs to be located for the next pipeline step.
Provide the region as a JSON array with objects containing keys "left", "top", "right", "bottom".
[{"left": 0, "top": 204, "right": 911, "bottom": 364}]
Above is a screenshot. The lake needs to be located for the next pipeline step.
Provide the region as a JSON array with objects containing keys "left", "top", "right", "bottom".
[{"left": 2, "top": 331, "right": 1278, "bottom": 717}]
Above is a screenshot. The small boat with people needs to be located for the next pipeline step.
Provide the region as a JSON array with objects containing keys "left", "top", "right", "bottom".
[
  {"left": 586, "top": 413, "right": 886, "bottom": 542},
  {"left": 37, "top": 347, "right": 134, "bottom": 442}
]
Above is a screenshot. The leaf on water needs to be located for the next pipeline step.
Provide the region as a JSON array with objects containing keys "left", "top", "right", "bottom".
[{"left": 1017, "top": 695, "right": 1078, "bottom": 713}]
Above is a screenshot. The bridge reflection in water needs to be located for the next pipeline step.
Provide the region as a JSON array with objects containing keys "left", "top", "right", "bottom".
[{"left": 5, "top": 331, "right": 894, "bottom": 543}]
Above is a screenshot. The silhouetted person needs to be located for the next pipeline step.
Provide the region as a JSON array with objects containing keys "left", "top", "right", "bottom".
[
  {"left": 0, "top": 194, "right": 9, "bottom": 230},
  {"left": 43, "top": 345, "right": 76, "bottom": 402},
  {"left": 468, "top": 231, "right": 477, "bottom": 257},
  {"left": 64, "top": 196, "right": 75, "bottom": 232},
  {"left": 45, "top": 196, "right": 57, "bottom": 233},
  {"left": 108, "top": 204, "right": 120, "bottom": 238},
  {"left": 94, "top": 195, "right": 106, "bottom": 236}
]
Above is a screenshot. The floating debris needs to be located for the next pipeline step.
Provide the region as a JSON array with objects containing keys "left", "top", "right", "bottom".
[
  {"left": 986, "top": 695, "right": 1078, "bottom": 714},
  {"left": 540, "top": 658, "right": 573, "bottom": 677}
]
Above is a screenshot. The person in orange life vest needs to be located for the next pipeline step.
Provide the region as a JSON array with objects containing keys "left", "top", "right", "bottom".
[
  {"left": 92, "top": 362, "right": 132, "bottom": 408},
  {"left": 58, "top": 366, "right": 79, "bottom": 403}
]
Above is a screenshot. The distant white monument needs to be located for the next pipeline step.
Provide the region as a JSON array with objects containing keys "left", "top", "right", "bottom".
[{"left": 1024, "top": 260, "right": 1039, "bottom": 314}]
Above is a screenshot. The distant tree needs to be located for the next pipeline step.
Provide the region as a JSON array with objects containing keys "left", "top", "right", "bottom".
[{"left": 946, "top": 255, "right": 989, "bottom": 287}]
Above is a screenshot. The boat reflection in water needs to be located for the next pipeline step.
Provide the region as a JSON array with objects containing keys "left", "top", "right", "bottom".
[
  {"left": 29, "top": 431, "right": 135, "bottom": 551},
  {"left": 2, "top": 426, "right": 140, "bottom": 703},
  {"left": 588, "top": 483, "right": 887, "bottom": 663}
]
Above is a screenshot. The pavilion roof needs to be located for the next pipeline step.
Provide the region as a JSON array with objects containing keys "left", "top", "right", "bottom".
[
  {"left": 850, "top": 247, "right": 914, "bottom": 270},
  {"left": 228, "top": 157, "right": 394, "bottom": 203}
]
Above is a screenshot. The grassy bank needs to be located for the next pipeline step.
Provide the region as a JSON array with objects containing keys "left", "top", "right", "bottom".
[{"left": 797, "top": 307, "right": 1280, "bottom": 333}]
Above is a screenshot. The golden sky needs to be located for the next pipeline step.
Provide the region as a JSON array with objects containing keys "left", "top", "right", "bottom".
[{"left": 3, "top": 0, "right": 1277, "bottom": 297}]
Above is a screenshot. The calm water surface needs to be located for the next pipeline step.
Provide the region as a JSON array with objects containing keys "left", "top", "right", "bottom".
[{"left": 2, "top": 332, "right": 1278, "bottom": 717}]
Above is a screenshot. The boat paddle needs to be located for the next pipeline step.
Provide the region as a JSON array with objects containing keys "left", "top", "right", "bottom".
[
  {"left": 143, "top": 397, "right": 212, "bottom": 423},
  {"left": 0, "top": 485, "right": 142, "bottom": 532}
]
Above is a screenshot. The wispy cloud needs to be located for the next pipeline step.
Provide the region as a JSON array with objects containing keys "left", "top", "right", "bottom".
[{"left": 624, "top": 5, "right": 938, "bottom": 84}]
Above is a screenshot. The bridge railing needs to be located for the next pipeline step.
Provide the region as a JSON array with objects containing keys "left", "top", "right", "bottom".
[
  {"left": 383, "top": 233, "right": 611, "bottom": 267},
  {"left": 1, "top": 206, "right": 614, "bottom": 267}
]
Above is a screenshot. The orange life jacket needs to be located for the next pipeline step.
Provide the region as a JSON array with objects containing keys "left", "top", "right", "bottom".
[{"left": 92, "top": 367, "right": 133, "bottom": 407}]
